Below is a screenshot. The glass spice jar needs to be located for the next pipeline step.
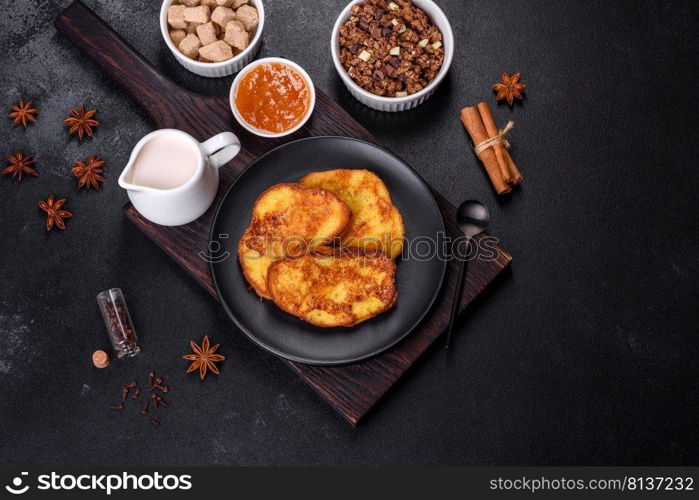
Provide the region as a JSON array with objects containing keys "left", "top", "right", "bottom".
[{"left": 96, "top": 288, "right": 141, "bottom": 359}]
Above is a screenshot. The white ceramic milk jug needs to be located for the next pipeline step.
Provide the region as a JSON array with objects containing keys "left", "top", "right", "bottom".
[{"left": 119, "top": 129, "right": 240, "bottom": 226}]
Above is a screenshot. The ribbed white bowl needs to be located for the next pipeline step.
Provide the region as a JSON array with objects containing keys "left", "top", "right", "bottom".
[
  {"left": 229, "top": 57, "right": 316, "bottom": 138},
  {"left": 160, "top": 0, "right": 264, "bottom": 78},
  {"left": 331, "top": 0, "right": 453, "bottom": 112}
]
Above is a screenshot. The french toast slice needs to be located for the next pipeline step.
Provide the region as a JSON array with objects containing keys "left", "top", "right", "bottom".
[
  {"left": 299, "top": 169, "right": 405, "bottom": 259},
  {"left": 238, "top": 183, "right": 351, "bottom": 299},
  {"left": 267, "top": 251, "right": 397, "bottom": 327}
]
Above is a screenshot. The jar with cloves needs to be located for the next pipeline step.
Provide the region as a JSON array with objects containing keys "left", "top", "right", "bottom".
[{"left": 97, "top": 288, "right": 141, "bottom": 359}]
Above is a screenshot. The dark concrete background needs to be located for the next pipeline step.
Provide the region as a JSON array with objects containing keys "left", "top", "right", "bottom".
[{"left": 1, "top": 0, "right": 697, "bottom": 465}]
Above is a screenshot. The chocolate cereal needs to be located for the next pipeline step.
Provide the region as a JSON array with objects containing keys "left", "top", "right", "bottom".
[{"left": 339, "top": 0, "right": 444, "bottom": 97}]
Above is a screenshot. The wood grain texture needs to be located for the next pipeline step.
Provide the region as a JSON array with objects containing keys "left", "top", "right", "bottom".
[{"left": 55, "top": 1, "right": 511, "bottom": 426}]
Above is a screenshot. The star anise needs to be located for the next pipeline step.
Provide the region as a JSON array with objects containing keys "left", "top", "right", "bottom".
[
  {"left": 64, "top": 104, "right": 99, "bottom": 140},
  {"left": 492, "top": 71, "right": 526, "bottom": 106},
  {"left": 38, "top": 195, "right": 72, "bottom": 231},
  {"left": 3, "top": 152, "right": 38, "bottom": 181},
  {"left": 183, "top": 335, "right": 226, "bottom": 380},
  {"left": 72, "top": 155, "right": 105, "bottom": 190},
  {"left": 8, "top": 98, "right": 37, "bottom": 128}
]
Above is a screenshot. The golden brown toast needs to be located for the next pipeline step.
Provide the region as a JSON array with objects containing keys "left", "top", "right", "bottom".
[
  {"left": 267, "top": 251, "right": 397, "bottom": 327},
  {"left": 238, "top": 183, "right": 351, "bottom": 299},
  {"left": 299, "top": 169, "right": 405, "bottom": 259}
]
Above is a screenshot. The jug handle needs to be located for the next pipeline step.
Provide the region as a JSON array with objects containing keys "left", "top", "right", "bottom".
[{"left": 202, "top": 132, "right": 241, "bottom": 169}]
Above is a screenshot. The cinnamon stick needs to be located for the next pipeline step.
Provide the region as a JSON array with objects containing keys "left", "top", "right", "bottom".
[
  {"left": 476, "top": 101, "right": 522, "bottom": 186},
  {"left": 460, "top": 106, "right": 511, "bottom": 195}
]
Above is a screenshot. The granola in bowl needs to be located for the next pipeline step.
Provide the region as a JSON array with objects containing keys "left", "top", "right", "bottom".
[{"left": 339, "top": 0, "right": 444, "bottom": 97}]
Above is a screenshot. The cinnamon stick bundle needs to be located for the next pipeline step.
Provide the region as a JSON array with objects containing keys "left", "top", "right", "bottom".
[{"left": 460, "top": 101, "right": 522, "bottom": 195}]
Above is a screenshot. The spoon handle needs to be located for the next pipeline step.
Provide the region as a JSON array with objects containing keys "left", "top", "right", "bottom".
[{"left": 445, "top": 256, "right": 468, "bottom": 348}]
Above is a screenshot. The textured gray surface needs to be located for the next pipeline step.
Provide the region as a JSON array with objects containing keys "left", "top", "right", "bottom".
[{"left": 1, "top": 0, "right": 698, "bottom": 465}]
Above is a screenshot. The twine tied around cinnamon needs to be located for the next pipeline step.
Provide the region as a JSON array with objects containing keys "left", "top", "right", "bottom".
[
  {"left": 460, "top": 102, "right": 522, "bottom": 195},
  {"left": 473, "top": 120, "right": 514, "bottom": 157}
]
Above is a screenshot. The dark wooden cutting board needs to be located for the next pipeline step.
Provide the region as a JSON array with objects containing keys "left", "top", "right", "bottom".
[{"left": 55, "top": 0, "right": 512, "bottom": 426}]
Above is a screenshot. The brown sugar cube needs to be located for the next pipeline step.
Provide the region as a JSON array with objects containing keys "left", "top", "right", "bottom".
[
  {"left": 167, "top": 5, "right": 187, "bottom": 29},
  {"left": 232, "top": 0, "right": 248, "bottom": 7},
  {"left": 183, "top": 5, "right": 210, "bottom": 24},
  {"left": 169, "top": 29, "right": 187, "bottom": 46},
  {"left": 187, "top": 22, "right": 200, "bottom": 33},
  {"left": 215, "top": 0, "right": 234, "bottom": 6},
  {"left": 180, "top": 0, "right": 201, "bottom": 6},
  {"left": 201, "top": 0, "right": 217, "bottom": 8},
  {"left": 179, "top": 33, "right": 202, "bottom": 58},
  {"left": 196, "top": 21, "right": 218, "bottom": 46},
  {"left": 211, "top": 6, "right": 236, "bottom": 28},
  {"left": 235, "top": 4, "right": 258, "bottom": 32},
  {"left": 199, "top": 40, "right": 233, "bottom": 62},
  {"left": 224, "top": 19, "right": 249, "bottom": 51}
]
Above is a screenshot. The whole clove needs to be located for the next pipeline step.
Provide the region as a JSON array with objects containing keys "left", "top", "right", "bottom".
[{"left": 110, "top": 371, "right": 169, "bottom": 425}]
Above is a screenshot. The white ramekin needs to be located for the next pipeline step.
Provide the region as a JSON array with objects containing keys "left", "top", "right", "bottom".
[
  {"left": 160, "top": 0, "right": 264, "bottom": 78},
  {"left": 229, "top": 57, "right": 316, "bottom": 138},
  {"left": 331, "top": 0, "right": 454, "bottom": 112}
]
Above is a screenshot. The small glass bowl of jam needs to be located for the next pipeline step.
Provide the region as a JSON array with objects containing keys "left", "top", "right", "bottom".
[{"left": 229, "top": 57, "right": 315, "bottom": 138}]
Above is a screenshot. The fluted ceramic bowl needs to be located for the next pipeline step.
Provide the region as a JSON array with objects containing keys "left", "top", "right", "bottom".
[
  {"left": 331, "top": 0, "right": 453, "bottom": 112},
  {"left": 160, "top": 0, "right": 264, "bottom": 78},
  {"left": 229, "top": 57, "right": 316, "bottom": 138}
]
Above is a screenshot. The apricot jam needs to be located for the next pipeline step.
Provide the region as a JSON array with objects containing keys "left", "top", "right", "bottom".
[{"left": 234, "top": 62, "right": 310, "bottom": 133}]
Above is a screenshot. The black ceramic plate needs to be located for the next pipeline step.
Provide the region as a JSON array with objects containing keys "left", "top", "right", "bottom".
[{"left": 210, "top": 137, "right": 446, "bottom": 365}]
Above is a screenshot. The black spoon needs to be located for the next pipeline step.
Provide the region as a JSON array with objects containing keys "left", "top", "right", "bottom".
[{"left": 445, "top": 200, "right": 490, "bottom": 348}]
